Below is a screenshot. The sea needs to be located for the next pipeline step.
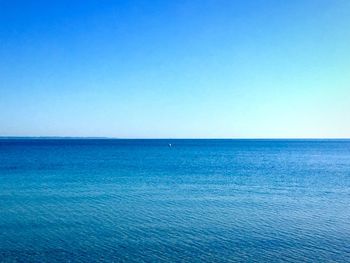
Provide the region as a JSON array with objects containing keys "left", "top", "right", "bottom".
[{"left": 0, "top": 139, "right": 350, "bottom": 262}]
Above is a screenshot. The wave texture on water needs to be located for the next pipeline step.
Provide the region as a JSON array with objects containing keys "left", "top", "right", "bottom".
[{"left": 1, "top": 139, "right": 350, "bottom": 262}]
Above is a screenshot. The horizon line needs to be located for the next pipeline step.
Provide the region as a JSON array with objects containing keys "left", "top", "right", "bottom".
[{"left": 0, "top": 136, "right": 349, "bottom": 140}]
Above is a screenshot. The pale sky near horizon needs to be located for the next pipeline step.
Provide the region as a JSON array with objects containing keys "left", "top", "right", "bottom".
[{"left": 0, "top": 0, "right": 349, "bottom": 138}]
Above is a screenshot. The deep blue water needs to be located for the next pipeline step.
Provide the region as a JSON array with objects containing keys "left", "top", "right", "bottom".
[{"left": 1, "top": 139, "right": 350, "bottom": 262}]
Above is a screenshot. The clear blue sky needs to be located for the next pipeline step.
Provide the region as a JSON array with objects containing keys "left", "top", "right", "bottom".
[{"left": 1, "top": 0, "right": 349, "bottom": 138}]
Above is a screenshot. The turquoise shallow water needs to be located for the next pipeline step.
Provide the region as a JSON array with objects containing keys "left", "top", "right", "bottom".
[{"left": 0, "top": 139, "right": 350, "bottom": 262}]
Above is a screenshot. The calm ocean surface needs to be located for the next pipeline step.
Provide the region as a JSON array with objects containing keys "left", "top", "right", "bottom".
[{"left": 0, "top": 139, "right": 350, "bottom": 262}]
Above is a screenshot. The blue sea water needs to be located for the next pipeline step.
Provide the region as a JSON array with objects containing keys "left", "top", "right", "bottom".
[{"left": 0, "top": 139, "right": 350, "bottom": 262}]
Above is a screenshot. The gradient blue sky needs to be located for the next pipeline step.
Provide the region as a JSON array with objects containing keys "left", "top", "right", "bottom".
[{"left": 1, "top": 0, "right": 349, "bottom": 138}]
